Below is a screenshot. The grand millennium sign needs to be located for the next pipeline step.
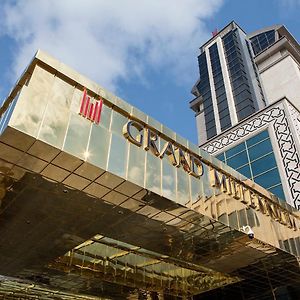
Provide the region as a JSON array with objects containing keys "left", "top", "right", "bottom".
[
  {"left": 0, "top": 50, "right": 299, "bottom": 299},
  {"left": 123, "top": 119, "right": 297, "bottom": 230}
]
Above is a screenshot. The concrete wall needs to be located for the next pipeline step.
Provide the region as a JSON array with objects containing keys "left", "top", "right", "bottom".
[
  {"left": 260, "top": 55, "right": 300, "bottom": 110},
  {"left": 196, "top": 111, "right": 207, "bottom": 145}
]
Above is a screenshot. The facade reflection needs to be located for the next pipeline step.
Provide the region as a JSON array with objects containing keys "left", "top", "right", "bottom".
[{"left": 0, "top": 50, "right": 299, "bottom": 299}]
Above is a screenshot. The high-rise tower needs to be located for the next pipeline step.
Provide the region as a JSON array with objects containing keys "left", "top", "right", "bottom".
[
  {"left": 190, "top": 22, "right": 266, "bottom": 144},
  {"left": 190, "top": 21, "right": 300, "bottom": 209}
]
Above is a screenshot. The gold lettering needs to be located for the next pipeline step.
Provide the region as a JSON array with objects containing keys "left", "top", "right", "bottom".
[
  {"left": 286, "top": 213, "right": 295, "bottom": 229},
  {"left": 287, "top": 215, "right": 293, "bottom": 228},
  {"left": 160, "top": 141, "right": 177, "bottom": 166},
  {"left": 227, "top": 177, "right": 233, "bottom": 195},
  {"left": 259, "top": 197, "right": 267, "bottom": 214},
  {"left": 189, "top": 154, "right": 204, "bottom": 178},
  {"left": 272, "top": 204, "right": 280, "bottom": 221},
  {"left": 250, "top": 193, "right": 260, "bottom": 210},
  {"left": 265, "top": 202, "right": 277, "bottom": 218},
  {"left": 144, "top": 128, "right": 160, "bottom": 156},
  {"left": 210, "top": 169, "right": 228, "bottom": 192},
  {"left": 123, "top": 121, "right": 143, "bottom": 147},
  {"left": 280, "top": 210, "right": 288, "bottom": 226},
  {"left": 241, "top": 186, "right": 251, "bottom": 206},
  {"left": 175, "top": 148, "right": 191, "bottom": 172},
  {"left": 232, "top": 180, "right": 241, "bottom": 200},
  {"left": 292, "top": 218, "right": 298, "bottom": 231}
]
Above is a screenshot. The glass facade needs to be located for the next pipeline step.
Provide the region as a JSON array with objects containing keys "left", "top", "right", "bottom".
[
  {"left": 250, "top": 30, "right": 276, "bottom": 55},
  {"left": 216, "top": 130, "right": 285, "bottom": 200},
  {"left": 222, "top": 29, "right": 256, "bottom": 121},
  {"left": 197, "top": 52, "right": 217, "bottom": 139},
  {"left": 1, "top": 49, "right": 300, "bottom": 300},
  {"left": 209, "top": 44, "right": 231, "bottom": 131},
  {"left": 246, "top": 40, "right": 266, "bottom": 105},
  {"left": 0, "top": 96, "right": 18, "bottom": 135},
  {"left": 3, "top": 64, "right": 294, "bottom": 233}
]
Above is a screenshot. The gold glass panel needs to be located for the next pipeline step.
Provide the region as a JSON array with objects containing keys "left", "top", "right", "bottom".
[
  {"left": 177, "top": 168, "right": 190, "bottom": 205},
  {"left": 10, "top": 66, "right": 54, "bottom": 137},
  {"left": 162, "top": 125, "right": 175, "bottom": 140},
  {"left": 99, "top": 104, "right": 112, "bottom": 130},
  {"left": 190, "top": 175, "right": 204, "bottom": 204},
  {"left": 107, "top": 133, "right": 128, "bottom": 178},
  {"left": 63, "top": 113, "right": 91, "bottom": 160},
  {"left": 228, "top": 211, "right": 239, "bottom": 229},
  {"left": 110, "top": 110, "right": 128, "bottom": 137},
  {"left": 175, "top": 133, "right": 188, "bottom": 147},
  {"left": 38, "top": 76, "right": 74, "bottom": 148},
  {"left": 162, "top": 158, "right": 176, "bottom": 200},
  {"left": 131, "top": 107, "right": 147, "bottom": 123},
  {"left": 145, "top": 152, "right": 161, "bottom": 195},
  {"left": 127, "top": 143, "right": 145, "bottom": 187},
  {"left": 147, "top": 116, "right": 162, "bottom": 132},
  {"left": 69, "top": 88, "right": 82, "bottom": 114},
  {"left": 87, "top": 124, "right": 111, "bottom": 169},
  {"left": 237, "top": 208, "right": 248, "bottom": 229}
]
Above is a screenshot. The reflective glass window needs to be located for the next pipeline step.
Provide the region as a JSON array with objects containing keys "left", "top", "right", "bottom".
[
  {"left": 248, "top": 139, "right": 273, "bottom": 161},
  {"left": 162, "top": 158, "right": 176, "bottom": 200},
  {"left": 216, "top": 153, "right": 225, "bottom": 162},
  {"left": 226, "top": 142, "right": 245, "bottom": 158},
  {"left": 250, "top": 30, "right": 276, "bottom": 55},
  {"left": 215, "top": 130, "right": 285, "bottom": 200},
  {"left": 13, "top": 66, "right": 56, "bottom": 138},
  {"left": 251, "top": 153, "right": 277, "bottom": 176},
  {"left": 39, "top": 76, "right": 74, "bottom": 148},
  {"left": 64, "top": 113, "right": 91, "bottom": 159},
  {"left": 88, "top": 124, "right": 111, "bottom": 169},
  {"left": 108, "top": 133, "right": 128, "bottom": 178},
  {"left": 177, "top": 168, "right": 190, "bottom": 205},
  {"left": 246, "top": 130, "right": 269, "bottom": 147},
  {"left": 227, "top": 151, "right": 248, "bottom": 169},
  {"left": 254, "top": 168, "right": 281, "bottom": 188},
  {"left": 127, "top": 143, "right": 145, "bottom": 187},
  {"left": 236, "top": 164, "right": 251, "bottom": 178},
  {"left": 110, "top": 110, "right": 128, "bottom": 137},
  {"left": 145, "top": 152, "right": 161, "bottom": 195},
  {"left": 268, "top": 185, "right": 285, "bottom": 200}
]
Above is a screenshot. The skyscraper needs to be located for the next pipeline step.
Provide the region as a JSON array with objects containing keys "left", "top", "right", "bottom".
[{"left": 190, "top": 21, "right": 300, "bottom": 209}]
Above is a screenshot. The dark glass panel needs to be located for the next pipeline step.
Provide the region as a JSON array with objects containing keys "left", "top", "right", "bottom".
[
  {"left": 254, "top": 168, "right": 281, "bottom": 188},
  {"left": 237, "top": 164, "right": 251, "bottom": 178},
  {"left": 220, "top": 117, "right": 231, "bottom": 128},
  {"left": 236, "top": 99, "right": 255, "bottom": 110},
  {"left": 246, "top": 130, "right": 269, "bottom": 147},
  {"left": 251, "top": 153, "right": 277, "bottom": 176},
  {"left": 207, "top": 128, "right": 217, "bottom": 139},
  {"left": 268, "top": 185, "right": 285, "bottom": 200},
  {"left": 226, "top": 142, "right": 246, "bottom": 158},
  {"left": 227, "top": 151, "right": 248, "bottom": 169},
  {"left": 248, "top": 139, "right": 273, "bottom": 161},
  {"left": 237, "top": 105, "right": 256, "bottom": 120},
  {"left": 216, "top": 152, "right": 225, "bottom": 161},
  {"left": 219, "top": 109, "right": 230, "bottom": 118}
]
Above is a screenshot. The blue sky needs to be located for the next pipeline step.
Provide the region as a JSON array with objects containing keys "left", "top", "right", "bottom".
[{"left": 0, "top": 0, "right": 300, "bottom": 145}]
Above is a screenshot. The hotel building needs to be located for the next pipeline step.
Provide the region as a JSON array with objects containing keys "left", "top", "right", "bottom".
[
  {"left": 190, "top": 22, "right": 300, "bottom": 212},
  {"left": 0, "top": 45, "right": 299, "bottom": 298}
]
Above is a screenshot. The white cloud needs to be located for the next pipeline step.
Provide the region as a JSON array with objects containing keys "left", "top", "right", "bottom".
[{"left": 1, "top": 0, "right": 223, "bottom": 91}]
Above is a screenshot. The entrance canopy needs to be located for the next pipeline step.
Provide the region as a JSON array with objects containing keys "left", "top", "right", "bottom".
[{"left": 0, "top": 50, "right": 299, "bottom": 299}]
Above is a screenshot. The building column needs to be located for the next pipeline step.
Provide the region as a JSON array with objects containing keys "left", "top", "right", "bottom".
[
  {"left": 216, "top": 37, "right": 239, "bottom": 125},
  {"left": 205, "top": 44, "right": 222, "bottom": 134}
]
